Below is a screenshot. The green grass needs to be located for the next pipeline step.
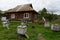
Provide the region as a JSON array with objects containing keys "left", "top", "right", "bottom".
[{"left": 0, "top": 20, "right": 60, "bottom": 40}]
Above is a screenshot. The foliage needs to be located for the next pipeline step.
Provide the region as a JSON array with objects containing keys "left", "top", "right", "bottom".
[
  {"left": 40, "top": 8, "right": 47, "bottom": 17},
  {"left": 0, "top": 10, "right": 2, "bottom": 19},
  {"left": 38, "top": 8, "right": 58, "bottom": 22},
  {"left": 0, "top": 10, "right": 2, "bottom": 15}
]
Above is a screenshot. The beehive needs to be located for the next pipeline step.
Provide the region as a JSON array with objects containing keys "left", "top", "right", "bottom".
[
  {"left": 17, "top": 25, "right": 27, "bottom": 35},
  {"left": 51, "top": 24, "right": 60, "bottom": 31}
]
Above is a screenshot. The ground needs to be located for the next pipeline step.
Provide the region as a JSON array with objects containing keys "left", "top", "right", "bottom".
[{"left": 0, "top": 20, "right": 60, "bottom": 40}]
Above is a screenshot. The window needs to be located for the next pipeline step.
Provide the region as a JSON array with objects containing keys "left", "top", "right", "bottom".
[
  {"left": 24, "top": 13, "right": 29, "bottom": 18},
  {"left": 11, "top": 14, "right": 15, "bottom": 19}
]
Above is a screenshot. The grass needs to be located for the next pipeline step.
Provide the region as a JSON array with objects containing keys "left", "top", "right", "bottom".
[{"left": 0, "top": 20, "right": 60, "bottom": 40}]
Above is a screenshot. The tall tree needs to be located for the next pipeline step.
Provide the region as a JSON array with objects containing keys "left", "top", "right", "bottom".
[{"left": 40, "top": 8, "right": 47, "bottom": 18}]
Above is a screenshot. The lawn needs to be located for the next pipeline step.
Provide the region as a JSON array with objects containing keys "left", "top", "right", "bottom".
[{"left": 0, "top": 20, "right": 60, "bottom": 40}]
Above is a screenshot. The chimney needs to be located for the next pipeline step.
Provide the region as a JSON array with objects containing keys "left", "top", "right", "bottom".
[{"left": 30, "top": 4, "right": 33, "bottom": 8}]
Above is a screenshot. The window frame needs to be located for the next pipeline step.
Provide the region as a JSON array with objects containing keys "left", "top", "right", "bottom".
[
  {"left": 24, "top": 13, "right": 29, "bottom": 18},
  {"left": 11, "top": 14, "right": 15, "bottom": 19}
]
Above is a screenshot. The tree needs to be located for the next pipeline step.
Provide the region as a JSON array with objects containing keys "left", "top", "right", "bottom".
[
  {"left": 0, "top": 10, "right": 2, "bottom": 19},
  {"left": 38, "top": 8, "right": 48, "bottom": 19},
  {"left": 38, "top": 8, "right": 58, "bottom": 22},
  {"left": 40, "top": 8, "right": 48, "bottom": 18}
]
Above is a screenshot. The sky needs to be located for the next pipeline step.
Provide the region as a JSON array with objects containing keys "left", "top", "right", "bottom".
[{"left": 0, "top": 0, "right": 60, "bottom": 15}]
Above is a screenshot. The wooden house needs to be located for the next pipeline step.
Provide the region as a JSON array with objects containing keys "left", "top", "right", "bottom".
[{"left": 4, "top": 4, "right": 38, "bottom": 22}]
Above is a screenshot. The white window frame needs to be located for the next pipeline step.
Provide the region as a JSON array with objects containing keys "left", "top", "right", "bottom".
[
  {"left": 11, "top": 14, "right": 15, "bottom": 19},
  {"left": 24, "top": 13, "right": 29, "bottom": 18}
]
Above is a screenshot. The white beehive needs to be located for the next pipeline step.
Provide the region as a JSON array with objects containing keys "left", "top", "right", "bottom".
[
  {"left": 2, "top": 20, "right": 9, "bottom": 29},
  {"left": 3, "top": 21, "right": 7, "bottom": 27},
  {"left": 44, "top": 22, "right": 50, "bottom": 27},
  {"left": 17, "top": 25, "right": 27, "bottom": 35},
  {"left": 1, "top": 17, "right": 7, "bottom": 21},
  {"left": 51, "top": 24, "right": 60, "bottom": 31}
]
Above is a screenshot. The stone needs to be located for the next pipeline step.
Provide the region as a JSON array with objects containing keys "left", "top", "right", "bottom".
[
  {"left": 37, "top": 33, "right": 45, "bottom": 40},
  {"left": 25, "top": 34, "right": 29, "bottom": 38},
  {"left": 17, "top": 33, "right": 29, "bottom": 40}
]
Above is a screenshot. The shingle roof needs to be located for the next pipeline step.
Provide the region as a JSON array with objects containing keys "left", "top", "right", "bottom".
[{"left": 6, "top": 4, "right": 35, "bottom": 12}]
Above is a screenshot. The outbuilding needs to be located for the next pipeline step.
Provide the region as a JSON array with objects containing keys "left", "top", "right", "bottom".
[{"left": 4, "top": 4, "right": 38, "bottom": 22}]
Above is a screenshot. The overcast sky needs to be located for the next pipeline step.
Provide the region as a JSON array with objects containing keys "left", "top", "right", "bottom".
[{"left": 0, "top": 0, "right": 60, "bottom": 15}]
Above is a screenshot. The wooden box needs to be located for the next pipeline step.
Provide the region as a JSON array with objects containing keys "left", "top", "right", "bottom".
[
  {"left": 44, "top": 22, "right": 50, "bottom": 27},
  {"left": 51, "top": 24, "right": 60, "bottom": 31},
  {"left": 17, "top": 25, "right": 27, "bottom": 35}
]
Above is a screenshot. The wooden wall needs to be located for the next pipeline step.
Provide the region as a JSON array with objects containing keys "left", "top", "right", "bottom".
[{"left": 5, "top": 11, "right": 35, "bottom": 21}]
